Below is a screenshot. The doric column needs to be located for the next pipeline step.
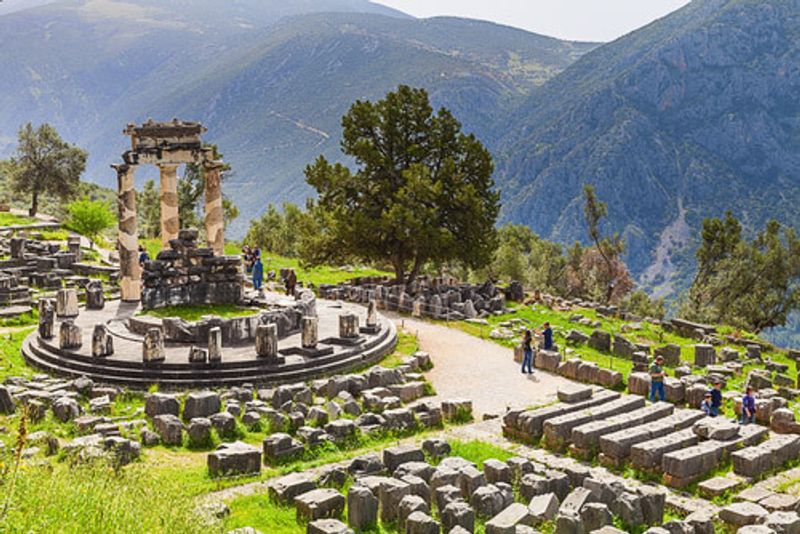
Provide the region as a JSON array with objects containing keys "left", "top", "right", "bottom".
[
  {"left": 204, "top": 161, "right": 225, "bottom": 256},
  {"left": 159, "top": 164, "right": 180, "bottom": 249},
  {"left": 114, "top": 163, "right": 140, "bottom": 302}
]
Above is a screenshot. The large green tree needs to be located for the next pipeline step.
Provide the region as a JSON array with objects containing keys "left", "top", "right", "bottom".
[
  {"left": 9, "top": 123, "right": 86, "bottom": 216},
  {"left": 683, "top": 213, "right": 800, "bottom": 332},
  {"left": 245, "top": 202, "right": 306, "bottom": 257},
  {"left": 179, "top": 144, "right": 238, "bottom": 230},
  {"left": 65, "top": 198, "right": 114, "bottom": 249},
  {"left": 301, "top": 85, "right": 500, "bottom": 285}
]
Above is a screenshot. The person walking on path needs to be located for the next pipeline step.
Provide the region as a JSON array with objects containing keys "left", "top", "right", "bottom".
[
  {"left": 709, "top": 380, "right": 723, "bottom": 417},
  {"left": 649, "top": 355, "right": 666, "bottom": 402},
  {"left": 252, "top": 256, "right": 264, "bottom": 292},
  {"left": 285, "top": 268, "right": 297, "bottom": 297},
  {"left": 521, "top": 329, "right": 534, "bottom": 375},
  {"left": 537, "top": 322, "right": 554, "bottom": 351},
  {"left": 741, "top": 386, "right": 756, "bottom": 424}
]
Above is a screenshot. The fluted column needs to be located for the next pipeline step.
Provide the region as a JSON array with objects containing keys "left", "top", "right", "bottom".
[
  {"left": 204, "top": 162, "right": 225, "bottom": 255},
  {"left": 159, "top": 163, "right": 180, "bottom": 249},
  {"left": 115, "top": 163, "right": 140, "bottom": 302}
]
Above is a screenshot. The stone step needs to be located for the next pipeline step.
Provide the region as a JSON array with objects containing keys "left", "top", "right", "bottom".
[
  {"left": 571, "top": 402, "right": 675, "bottom": 452},
  {"left": 599, "top": 409, "right": 704, "bottom": 465},
  {"left": 629, "top": 428, "right": 699, "bottom": 471},
  {"left": 503, "top": 389, "right": 621, "bottom": 442},
  {"left": 662, "top": 424, "right": 769, "bottom": 488},
  {"left": 22, "top": 321, "right": 397, "bottom": 388},
  {"left": 732, "top": 434, "right": 800, "bottom": 478},
  {"left": 543, "top": 395, "right": 646, "bottom": 450}
]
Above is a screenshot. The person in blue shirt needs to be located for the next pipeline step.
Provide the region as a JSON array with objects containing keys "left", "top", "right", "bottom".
[
  {"left": 252, "top": 256, "right": 264, "bottom": 291},
  {"left": 138, "top": 245, "right": 150, "bottom": 268},
  {"left": 538, "top": 322, "right": 554, "bottom": 351},
  {"left": 741, "top": 386, "right": 756, "bottom": 424},
  {"left": 700, "top": 392, "right": 713, "bottom": 416},
  {"left": 521, "top": 329, "right": 534, "bottom": 375},
  {"left": 709, "top": 381, "right": 723, "bottom": 417}
]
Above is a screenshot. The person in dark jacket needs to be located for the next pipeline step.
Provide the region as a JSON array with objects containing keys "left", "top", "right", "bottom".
[
  {"left": 709, "top": 381, "right": 723, "bottom": 417},
  {"left": 521, "top": 329, "right": 534, "bottom": 375},
  {"left": 537, "top": 322, "right": 554, "bottom": 351},
  {"left": 741, "top": 386, "right": 756, "bottom": 424}
]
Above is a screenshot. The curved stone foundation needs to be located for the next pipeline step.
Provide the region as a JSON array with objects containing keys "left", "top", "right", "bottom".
[{"left": 22, "top": 297, "right": 397, "bottom": 389}]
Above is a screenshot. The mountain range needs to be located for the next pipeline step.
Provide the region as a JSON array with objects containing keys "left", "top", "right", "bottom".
[{"left": 0, "top": 0, "right": 798, "bottom": 306}]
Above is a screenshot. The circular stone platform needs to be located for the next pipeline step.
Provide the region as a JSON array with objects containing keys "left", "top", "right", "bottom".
[{"left": 22, "top": 295, "right": 397, "bottom": 389}]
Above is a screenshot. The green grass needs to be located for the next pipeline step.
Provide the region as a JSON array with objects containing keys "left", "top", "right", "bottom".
[
  {"left": 378, "top": 330, "right": 419, "bottom": 368},
  {"left": 0, "top": 212, "right": 36, "bottom": 227},
  {"left": 0, "top": 311, "right": 38, "bottom": 328},
  {"left": 0, "top": 328, "right": 36, "bottom": 381},
  {"left": 259, "top": 253, "right": 391, "bottom": 287},
  {"left": 138, "top": 304, "right": 259, "bottom": 321},
  {"left": 36, "top": 229, "right": 70, "bottom": 242},
  {"left": 444, "top": 439, "right": 514, "bottom": 468}
]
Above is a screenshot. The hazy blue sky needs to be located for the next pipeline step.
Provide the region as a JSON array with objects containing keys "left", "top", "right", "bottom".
[{"left": 375, "top": 0, "right": 692, "bottom": 42}]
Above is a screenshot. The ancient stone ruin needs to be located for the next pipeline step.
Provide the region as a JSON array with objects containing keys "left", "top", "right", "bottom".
[{"left": 113, "top": 119, "right": 226, "bottom": 302}]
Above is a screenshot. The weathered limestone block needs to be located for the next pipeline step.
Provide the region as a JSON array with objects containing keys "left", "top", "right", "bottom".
[
  {"left": 153, "top": 414, "right": 183, "bottom": 446},
  {"left": 534, "top": 350, "right": 561, "bottom": 372},
  {"left": 142, "top": 328, "right": 165, "bottom": 363},
  {"left": 484, "top": 458, "right": 512, "bottom": 485},
  {"left": 441, "top": 501, "right": 474, "bottom": 532},
  {"left": 589, "top": 330, "right": 612, "bottom": 352},
  {"left": 295, "top": 488, "right": 345, "bottom": 522},
  {"left": 694, "top": 344, "right": 717, "bottom": 367},
  {"left": 558, "top": 384, "right": 593, "bottom": 403},
  {"left": 628, "top": 372, "right": 651, "bottom": 396},
  {"left": 188, "top": 346, "right": 208, "bottom": 363},
  {"left": 441, "top": 399, "right": 472, "bottom": 421},
  {"left": 91, "top": 324, "right": 114, "bottom": 358},
  {"left": 719, "top": 502, "right": 769, "bottom": 527},
  {"left": 613, "top": 334, "right": 636, "bottom": 358},
  {"left": 405, "top": 511, "right": 440, "bottom": 534},
  {"left": 207, "top": 440, "right": 261, "bottom": 477},
  {"left": 399, "top": 495, "right": 429, "bottom": 530},
  {"left": 581, "top": 502, "right": 613, "bottom": 532},
  {"left": 207, "top": 326, "right": 222, "bottom": 363},
  {"left": 693, "top": 418, "right": 740, "bottom": 440},
  {"left": 571, "top": 402, "right": 674, "bottom": 451},
  {"left": 38, "top": 298, "right": 55, "bottom": 339},
  {"left": 732, "top": 434, "right": 800, "bottom": 478},
  {"left": 655, "top": 344, "right": 682, "bottom": 367},
  {"left": 59, "top": 320, "right": 82, "bottom": 350},
  {"left": 263, "top": 433, "right": 304, "bottom": 463},
  {"left": 630, "top": 428, "right": 699, "bottom": 470},
  {"left": 85, "top": 282, "right": 105, "bottom": 310},
  {"left": 383, "top": 445, "right": 424, "bottom": 473},
  {"left": 457, "top": 464, "right": 487, "bottom": 498},
  {"left": 529, "top": 492, "right": 560, "bottom": 523},
  {"left": 0, "top": 385, "right": 15, "bottom": 415},
  {"left": 347, "top": 485, "right": 378, "bottom": 530},
  {"left": 471, "top": 484, "right": 507, "bottom": 518},
  {"left": 268, "top": 472, "right": 316, "bottom": 504},
  {"left": 306, "top": 519, "right": 354, "bottom": 534},
  {"left": 52, "top": 396, "right": 81, "bottom": 422},
  {"left": 56, "top": 288, "right": 79, "bottom": 317},
  {"left": 771, "top": 408, "right": 800, "bottom": 434},
  {"left": 485, "top": 503, "right": 534, "bottom": 534},
  {"left": 10, "top": 237, "right": 26, "bottom": 259},
  {"left": 255, "top": 323, "right": 280, "bottom": 360},
  {"left": 599, "top": 410, "right": 704, "bottom": 464},
  {"left": 302, "top": 316, "right": 318, "bottom": 348},
  {"left": 379, "top": 478, "right": 410, "bottom": 523},
  {"left": 183, "top": 391, "right": 221, "bottom": 420},
  {"left": 145, "top": 392, "right": 180, "bottom": 418},
  {"left": 366, "top": 300, "right": 378, "bottom": 327},
  {"left": 339, "top": 312, "right": 359, "bottom": 339}
]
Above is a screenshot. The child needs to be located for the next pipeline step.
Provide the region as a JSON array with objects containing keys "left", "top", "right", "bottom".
[
  {"left": 741, "top": 386, "right": 756, "bottom": 424},
  {"left": 700, "top": 392, "right": 713, "bottom": 416}
]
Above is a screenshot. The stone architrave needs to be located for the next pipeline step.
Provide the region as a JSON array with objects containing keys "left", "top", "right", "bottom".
[
  {"left": 302, "top": 316, "right": 318, "bottom": 348},
  {"left": 159, "top": 163, "right": 180, "bottom": 249},
  {"left": 92, "top": 324, "right": 114, "bottom": 358},
  {"left": 339, "top": 312, "right": 359, "bottom": 339},
  {"left": 55, "top": 288, "right": 79, "bottom": 317},
  {"left": 366, "top": 300, "right": 378, "bottom": 327},
  {"left": 208, "top": 326, "right": 222, "bottom": 363},
  {"left": 59, "top": 320, "right": 82, "bottom": 350},
  {"left": 38, "top": 298, "right": 54, "bottom": 339},
  {"left": 204, "top": 162, "right": 225, "bottom": 256},
  {"left": 256, "top": 323, "right": 280, "bottom": 360},
  {"left": 115, "top": 163, "right": 141, "bottom": 302},
  {"left": 143, "top": 328, "right": 165, "bottom": 363}
]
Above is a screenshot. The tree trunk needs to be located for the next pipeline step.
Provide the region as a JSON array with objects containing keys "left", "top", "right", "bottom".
[
  {"left": 29, "top": 192, "right": 38, "bottom": 217},
  {"left": 405, "top": 255, "right": 423, "bottom": 288}
]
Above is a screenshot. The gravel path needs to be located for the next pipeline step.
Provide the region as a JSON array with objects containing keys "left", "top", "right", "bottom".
[{"left": 396, "top": 316, "right": 571, "bottom": 418}]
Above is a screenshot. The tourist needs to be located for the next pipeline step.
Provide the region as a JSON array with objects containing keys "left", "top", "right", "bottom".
[
  {"left": 285, "top": 268, "right": 297, "bottom": 297},
  {"left": 741, "top": 386, "right": 756, "bottom": 424},
  {"left": 242, "top": 245, "right": 253, "bottom": 274},
  {"left": 700, "top": 392, "right": 714, "bottom": 416},
  {"left": 138, "top": 245, "right": 149, "bottom": 267},
  {"left": 252, "top": 256, "right": 264, "bottom": 292},
  {"left": 649, "top": 355, "right": 666, "bottom": 402},
  {"left": 521, "top": 329, "right": 534, "bottom": 374},
  {"left": 709, "top": 380, "right": 723, "bottom": 417},
  {"left": 537, "top": 322, "right": 554, "bottom": 351}
]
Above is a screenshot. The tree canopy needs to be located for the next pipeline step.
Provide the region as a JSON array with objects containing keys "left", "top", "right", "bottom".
[
  {"left": 65, "top": 198, "right": 115, "bottom": 249},
  {"left": 682, "top": 212, "right": 800, "bottom": 332},
  {"left": 9, "top": 123, "right": 86, "bottom": 216},
  {"left": 301, "top": 85, "right": 500, "bottom": 285}
]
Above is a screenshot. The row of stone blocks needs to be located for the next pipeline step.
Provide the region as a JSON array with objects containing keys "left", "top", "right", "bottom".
[
  {"left": 504, "top": 384, "right": 789, "bottom": 488},
  {"left": 533, "top": 350, "right": 623, "bottom": 389},
  {"left": 251, "top": 439, "right": 669, "bottom": 534}
]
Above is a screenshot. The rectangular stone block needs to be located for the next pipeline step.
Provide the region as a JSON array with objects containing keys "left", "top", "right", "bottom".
[
  {"left": 599, "top": 409, "right": 704, "bottom": 462},
  {"left": 732, "top": 434, "right": 800, "bottom": 478},
  {"left": 571, "top": 402, "right": 674, "bottom": 451},
  {"left": 543, "top": 395, "right": 645, "bottom": 449},
  {"left": 630, "top": 428, "right": 699, "bottom": 471}
]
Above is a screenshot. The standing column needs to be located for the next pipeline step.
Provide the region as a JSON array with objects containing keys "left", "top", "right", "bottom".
[
  {"left": 159, "top": 163, "right": 180, "bottom": 249},
  {"left": 204, "top": 162, "right": 225, "bottom": 256},
  {"left": 114, "top": 163, "right": 140, "bottom": 302}
]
